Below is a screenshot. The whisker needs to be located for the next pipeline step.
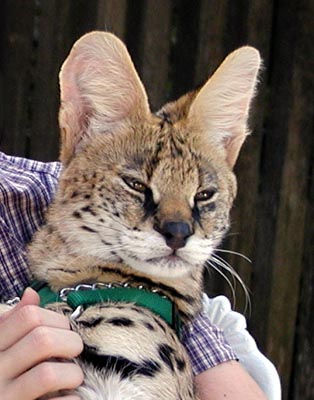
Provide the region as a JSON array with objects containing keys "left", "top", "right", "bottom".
[
  {"left": 224, "top": 231, "right": 240, "bottom": 238},
  {"left": 205, "top": 260, "right": 236, "bottom": 306},
  {"left": 211, "top": 254, "right": 237, "bottom": 286},
  {"left": 213, "top": 248, "right": 252, "bottom": 263},
  {"left": 208, "top": 254, "right": 251, "bottom": 314}
]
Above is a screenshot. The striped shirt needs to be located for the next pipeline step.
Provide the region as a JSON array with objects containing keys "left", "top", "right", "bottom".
[{"left": 0, "top": 151, "right": 237, "bottom": 374}]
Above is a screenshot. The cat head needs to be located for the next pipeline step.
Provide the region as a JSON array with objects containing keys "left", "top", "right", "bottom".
[{"left": 54, "top": 32, "right": 261, "bottom": 279}]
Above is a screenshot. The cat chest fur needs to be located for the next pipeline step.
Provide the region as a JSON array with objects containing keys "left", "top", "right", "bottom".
[{"left": 45, "top": 300, "right": 196, "bottom": 400}]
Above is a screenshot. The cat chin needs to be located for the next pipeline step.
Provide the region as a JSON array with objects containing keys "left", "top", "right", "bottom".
[{"left": 121, "top": 254, "right": 194, "bottom": 279}]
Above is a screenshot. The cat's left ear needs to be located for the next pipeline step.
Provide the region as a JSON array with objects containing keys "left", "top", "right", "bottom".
[
  {"left": 188, "top": 47, "right": 261, "bottom": 168},
  {"left": 58, "top": 32, "right": 150, "bottom": 164}
]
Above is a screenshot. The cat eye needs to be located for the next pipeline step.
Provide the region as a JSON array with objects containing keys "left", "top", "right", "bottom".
[
  {"left": 194, "top": 189, "right": 217, "bottom": 202},
  {"left": 123, "top": 177, "right": 147, "bottom": 193}
]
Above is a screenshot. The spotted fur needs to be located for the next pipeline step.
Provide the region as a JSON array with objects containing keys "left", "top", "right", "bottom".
[{"left": 26, "top": 32, "right": 261, "bottom": 399}]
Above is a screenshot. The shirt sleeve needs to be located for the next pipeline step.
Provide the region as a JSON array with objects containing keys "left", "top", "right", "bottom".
[
  {"left": 0, "top": 152, "right": 62, "bottom": 300},
  {"left": 181, "top": 312, "right": 238, "bottom": 375}
]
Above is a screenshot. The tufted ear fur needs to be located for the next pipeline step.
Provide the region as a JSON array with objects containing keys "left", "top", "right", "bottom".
[
  {"left": 188, "top": 47, "right": 261, "bottom": 167},
  {"left": 59, "top": 31, "right": 150, "bottom": 164}
]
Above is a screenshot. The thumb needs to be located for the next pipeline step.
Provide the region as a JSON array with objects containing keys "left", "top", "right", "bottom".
[
  {"left": 0, "top": 288, "right": 40, "bottom": 323},
  {"left": 19, "top": 287, "right": 40, "bottom": 306}
]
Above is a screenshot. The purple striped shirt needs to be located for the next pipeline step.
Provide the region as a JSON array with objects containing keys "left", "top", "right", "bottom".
[
  {"left": 0, "top": 152, "right": 62, "bottom": 299},
  {"left": 0, "top": 151, "right": 237, "bottom": 374}
]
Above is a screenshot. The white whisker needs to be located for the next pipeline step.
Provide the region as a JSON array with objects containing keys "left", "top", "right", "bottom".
[
  {"left": 205, "top": 260, "right": 236, "bottom": 306},
  {"left": 213, "top": 248, "right": 252, "bottom": 263},
  {"left": 207, "top": 253, "right": 251, "bottom": 314}
]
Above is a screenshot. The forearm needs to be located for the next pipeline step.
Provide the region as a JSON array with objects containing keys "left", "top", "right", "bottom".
[{"left": 195, "top": 361, "right": 267, "bottom": 400}]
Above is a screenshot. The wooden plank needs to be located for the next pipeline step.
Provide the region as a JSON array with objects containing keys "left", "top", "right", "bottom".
[
  {"left": 291, "top": 133, "right": 314, "bottom": 399},
  {"left": 26, "top": 0, "right": 102, "bottom": 161},
  {"left": 96, "top": 0, "right": 128, "bottom": 40},
  {"left": 124, "top": 0, "right": 145, "bottom": 71},
  {"left": 225, "top": 0, "right": 274, "bottom": 312},
  {"left": 168, "top": 0, "right": 201, "bottom": 100},
  {"left": 250, "top": 0, "right": 312, "bottom": 397},
  {"left": 266, "top": 0, "right": 314, "bottom": 397},
  {"left": 294, "top": 58, "right": 314, "bottom": 396},
  {"left": 0, "top": 0, "right": 4, "bottom": 144},
  {"left": 136, "top": 0, "right": 172, "bottom": 111},
  {"left": 26, "top": 0, "right": 61, "bottom": 161},
  {"left": 249, "top": 0, "right": 296, "bottom": 345},
  {"left": 0, "top": 0, "right": 36, "bottom": 156},
  {"left": 194, "top": 0, "right": 229, "bottom": 81}
]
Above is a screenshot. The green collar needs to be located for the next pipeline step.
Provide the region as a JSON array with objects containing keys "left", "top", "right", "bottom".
[{"left": 30, "top": 281, "right": 182, "bottom": 337}]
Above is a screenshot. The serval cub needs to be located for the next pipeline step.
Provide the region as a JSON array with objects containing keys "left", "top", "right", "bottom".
[{"left": 27, "top": 32, "right": 261, "bottom": 399}]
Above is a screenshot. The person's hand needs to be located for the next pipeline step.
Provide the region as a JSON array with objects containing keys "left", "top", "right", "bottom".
[{"left": 0, "top": 288, "right": 84, "bottom": 400}]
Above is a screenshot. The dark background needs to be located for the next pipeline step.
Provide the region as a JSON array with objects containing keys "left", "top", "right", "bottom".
[{"left": 0, "top": 1, "right": 313, "bottom": 398}]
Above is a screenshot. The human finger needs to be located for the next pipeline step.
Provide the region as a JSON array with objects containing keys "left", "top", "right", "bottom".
[
  {"left": 1, "top": 326, "right": 83, "bottom": 380},
  {"left": 0, "top": 287, "right": 40, "bottom": 324},
  {"left": 5, "top": 362, "right": 83, "bottom": 400},
  {"left": 50, "top": 397, "right": 81, "bottom": 400},
  {"left": 19, "top": 287, "right": 41, "bottom": 306},
  {"left": 0, "top": 302, "right": 71, "bottom": 351}
]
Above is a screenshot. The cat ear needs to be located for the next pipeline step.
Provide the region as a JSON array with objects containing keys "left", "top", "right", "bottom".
[
  {"left": 188, "top": 47, "right": 261, "bottom": 167},
  {"left": 59, "top": 31, "right": 150, "bottom": 164}
]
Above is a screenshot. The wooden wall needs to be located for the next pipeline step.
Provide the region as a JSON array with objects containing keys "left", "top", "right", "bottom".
[{"left": 1, "top": 1, "right": 313, "bottom": 398}]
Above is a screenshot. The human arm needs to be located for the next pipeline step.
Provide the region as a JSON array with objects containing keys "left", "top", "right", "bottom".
[
  {"left": 195, "top": 360, "right": 267, "bottom": 400},
  {"left": 182, "top": 312, "right": 268, "bottom": 400},
  {"left": 182, "top": 291, "right": 282, "bottom": 400},
  {"left": 0, "top": 288, "right": 84, "bottom": 400}
]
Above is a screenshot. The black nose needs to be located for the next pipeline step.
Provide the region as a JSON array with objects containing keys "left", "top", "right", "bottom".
[{"left": 156, "top": 221, "right": 193, "bottom": 250}]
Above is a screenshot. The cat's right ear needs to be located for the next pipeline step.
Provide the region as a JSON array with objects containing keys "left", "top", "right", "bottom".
[
  {"left": 188, "top": 47, "right": 261, "bottom": 168},
  {"left": 59, "top": 32, "right": 150, "bottom": 164}
]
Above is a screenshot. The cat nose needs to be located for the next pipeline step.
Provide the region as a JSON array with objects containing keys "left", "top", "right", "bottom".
[{"left": 157, "top": 221, "right": 193, "bottom": 250}]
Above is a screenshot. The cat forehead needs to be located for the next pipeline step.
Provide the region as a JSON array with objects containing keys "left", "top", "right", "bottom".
[
  {"left": 71, "top": 118, "right": 222, "bottom": 185},
  {"left": 111, "top": 120, "right": 214, "bottom": 173}
]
